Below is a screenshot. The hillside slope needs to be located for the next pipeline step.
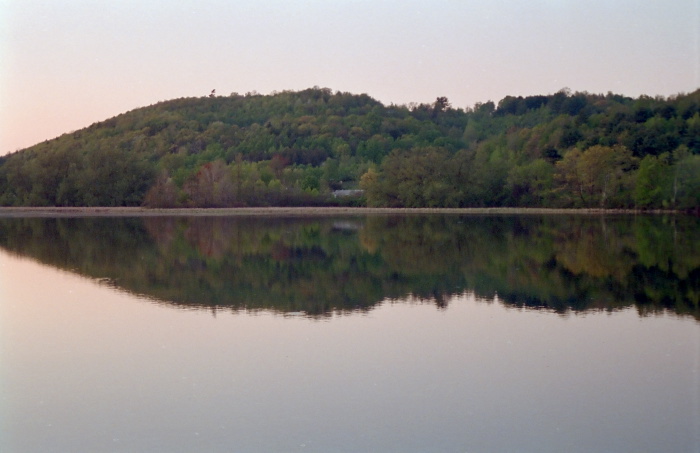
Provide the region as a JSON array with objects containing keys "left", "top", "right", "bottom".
[{"left": 0, "top": 87, "right": 698, "bottom": 209}]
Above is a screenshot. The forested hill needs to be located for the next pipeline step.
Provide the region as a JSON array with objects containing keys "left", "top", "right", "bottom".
[{"left": 1, "top": 87, "right": 699, "bottom": 209}]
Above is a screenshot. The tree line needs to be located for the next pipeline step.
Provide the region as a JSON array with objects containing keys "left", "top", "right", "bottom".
[{"left": 0, "top": 87, "right": 698, "bottom": 209}]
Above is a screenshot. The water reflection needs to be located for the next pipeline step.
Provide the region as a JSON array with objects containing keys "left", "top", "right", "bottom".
[{"left": 0, "top": 214, "right": 697, "bottom": 319}]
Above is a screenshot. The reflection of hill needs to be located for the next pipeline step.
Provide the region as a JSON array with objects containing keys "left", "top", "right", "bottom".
[
  {"left": 362, "top": 215, "right": 699, "bottom": 318},
  {"left": 0, "top": 215, "right": 697, "bottom": 319}
]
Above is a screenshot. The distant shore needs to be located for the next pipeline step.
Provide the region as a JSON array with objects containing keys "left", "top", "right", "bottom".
[{"left": 0, "top": 206, "right": 684, "bottom": 217}]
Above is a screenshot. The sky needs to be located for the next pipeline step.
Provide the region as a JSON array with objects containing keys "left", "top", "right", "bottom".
[{"left": 1, "top": 0, "right": 699, "bottom": 155}]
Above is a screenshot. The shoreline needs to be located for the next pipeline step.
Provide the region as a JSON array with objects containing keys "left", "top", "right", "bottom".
[{"left": 0, "top": 206, "right": 684, "bottom": 217}]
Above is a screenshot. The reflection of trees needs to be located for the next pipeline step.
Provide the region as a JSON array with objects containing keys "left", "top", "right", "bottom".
[
  {"left": 0, "top": 214, "right": 697, "bottom": 319},
  {"left": 553, "top": 217, "right": 637, "bottom": 281},
  {"left": 359, "top": 215, "right": 699, "bottom": 318}
]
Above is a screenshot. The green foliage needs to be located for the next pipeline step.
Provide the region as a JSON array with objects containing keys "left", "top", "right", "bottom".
[
  {"left": 673, "top": 153, "right": 700, "bottom": 209},
  {"left": 634, "top": 154, "right": 672, "bottom": 208},
  {"left": 362, "top": 147, "right": 456, "bottom": 207},
  {"left": 506, "top": 159, "right": 555, "bottom": 206},
  {"left": 1, "top": 87, "right": 698, "bottom": 208},
  {"left": 555, "top": 145, "right": 637, "bottom": 208}
]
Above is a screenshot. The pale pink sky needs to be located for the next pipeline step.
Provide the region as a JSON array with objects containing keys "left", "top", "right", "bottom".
[{"left": 1, "top": 0, "right": 699, "bottom": 155}]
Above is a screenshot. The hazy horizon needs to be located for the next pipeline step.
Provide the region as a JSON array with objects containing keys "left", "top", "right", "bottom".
[{"left": 2, "top": 0, "right": 699, "bottom": 155}]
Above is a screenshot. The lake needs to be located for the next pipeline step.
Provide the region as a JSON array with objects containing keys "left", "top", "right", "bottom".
[{"left": 1, "top": 214, "right": 698, "bottom": 452}]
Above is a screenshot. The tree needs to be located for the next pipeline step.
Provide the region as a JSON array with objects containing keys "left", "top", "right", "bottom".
[
  {"left": 672, "top": 152, "right": 700, "bottom": 210},
  {"left": 634, "top": 154, "right": 671, "bottom": 208},
  {"left": 270, "top": 154, "right": 289, "bottom": 179},
  {"left": 432, "top": 97, "right": 451, "bottom": 117},
  {"left": 555, "top": 145, "right": 637, "bottom": 207},
  {"left": 184, "top": 160, "right": 232, "bottom": 207},
  {"left": 360, "top": 160, "right": 395, "bottom": 207},
  {"left": 143, "top": 172, "right": 180, "bottom": 207},
  {"left": 363, "top": 147, "right": 456, "bottom": 208},
  {"left": 506, "top": 159, "right": 555, "bottom": 206},
  {"left": 469, "top": 144, "right": 511, "bottom": 206}
]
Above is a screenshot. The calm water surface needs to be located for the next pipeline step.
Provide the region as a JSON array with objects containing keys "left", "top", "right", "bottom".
[{"left": 0, "top": 214, "right": 698, "bottom": 452}]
